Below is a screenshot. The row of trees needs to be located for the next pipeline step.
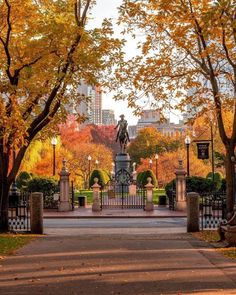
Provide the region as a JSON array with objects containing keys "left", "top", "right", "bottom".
[
  {"left": 1, "top": 0, "right": 236, "bottom": 230},
  {"left": 20, "top": 120, "right": 115, "bottom": 188}
]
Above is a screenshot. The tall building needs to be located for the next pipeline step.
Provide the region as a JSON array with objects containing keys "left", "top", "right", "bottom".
[
  {"left": 134, "top": 109, "right": 187, "bottom": 137},
  {"left": 102, "top": 109, "right": 116, "bottom": 125},
  {"left": 76, "top": 81, "right": 103, "bottom": 126}
]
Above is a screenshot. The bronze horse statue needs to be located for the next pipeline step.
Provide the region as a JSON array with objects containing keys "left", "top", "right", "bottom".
[
  {"left": 118, "top": 128, "right": 129, "bottom": 153},
  {"left": 115, "top": 114, "right": 130, "bottom": 153}
]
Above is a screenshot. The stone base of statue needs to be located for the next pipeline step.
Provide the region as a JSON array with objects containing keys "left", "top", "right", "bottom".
[{"left": 115, "top": 153, "right": 131, "bottom": 175}]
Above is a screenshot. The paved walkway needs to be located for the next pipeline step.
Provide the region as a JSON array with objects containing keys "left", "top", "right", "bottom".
[
  {"left": 1, "top": 219, "right": 236, "bottom": 294},
  {"left": 43, "top": 205, "right": 186, "bottom": 218}
]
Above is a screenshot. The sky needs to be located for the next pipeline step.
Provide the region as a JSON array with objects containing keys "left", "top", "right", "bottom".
[
  {"left": 89, "top": 0, "right": 140, "bottom": 125},
  {"left": 89, "top": 1, "right": 181, "bottom": 125}
]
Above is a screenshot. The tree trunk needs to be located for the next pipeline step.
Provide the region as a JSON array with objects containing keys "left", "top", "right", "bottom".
[
  {"left": 225, "top": 144, "right": 235, "bottom": 219},
  {"left": 0, "top": 177, "right": 11, "bottom": 232}
]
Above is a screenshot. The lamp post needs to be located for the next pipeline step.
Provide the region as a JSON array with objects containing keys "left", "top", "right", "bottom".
[
  {"left": 88, "top": 155, "right": 92, "bottom": 188},
  {"left": 51, "top": 137, "right": 57, "bottom": 176},
  {"left": 154, "top": 153, "right": 159, "bottom": 186},
  {"left": 111, "top": 162, "right": 115, "bottom": 179},
  {"left": 185, "top": 135, "right": 191, "bottom": 177},
  {"left": 210, "top": 124, "right": 215, "bottom": 181},
  {"left": 149, "top": 159, "right": 153, "bottom": 170}
]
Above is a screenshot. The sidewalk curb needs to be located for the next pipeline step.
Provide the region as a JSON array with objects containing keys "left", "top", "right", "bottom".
[{"left": 43, "top": 215, "right": 187, "bottom": 219}]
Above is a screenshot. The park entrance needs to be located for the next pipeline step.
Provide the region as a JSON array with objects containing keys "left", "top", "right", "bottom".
[{"left": 101, "top": 168, "right": 146, "bottom": 209}]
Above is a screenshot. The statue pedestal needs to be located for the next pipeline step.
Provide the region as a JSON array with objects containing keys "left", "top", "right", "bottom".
[{"left": 115, "top": 153, "right": 131, "bottom": 175}]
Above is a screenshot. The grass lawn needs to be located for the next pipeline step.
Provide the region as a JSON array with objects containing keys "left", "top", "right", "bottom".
[
  {"left": 193, "top": 230, "right": 236, "bottom": 259},
  {"left": 153, "top": 188, "right": 166, "bottom": 205},
  {"left": 0, "top": 234, "right": 34, "bottom": 256},
  {"left": 76, "top": 190, "right": 93, "bottom": 204}
]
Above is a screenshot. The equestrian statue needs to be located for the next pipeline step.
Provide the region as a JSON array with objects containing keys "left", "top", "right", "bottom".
[{"left": 115, "top": 114, "right": 130, "bottom": 153}]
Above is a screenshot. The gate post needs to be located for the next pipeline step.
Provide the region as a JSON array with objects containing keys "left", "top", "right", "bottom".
[
  {"left": 175, "top": 159, "right": 187, "bottom": 211},
  {"left": 187, "top": 192, "right": 200, "bottom": 232},
  {"left": 30, "top": 192, "right": 43, "bottom": 234},
  {"left": 145, "top": 177, "right": 154, "bottom": 211},
  {"left": 92, "top": 178, "right": 101, "bottom": 212},
  {"left": 59, "top": 159, "right": 71, "bottom": 212}
]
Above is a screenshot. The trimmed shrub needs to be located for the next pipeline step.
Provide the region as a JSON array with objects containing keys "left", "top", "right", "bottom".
[
  {"left": 27, "top": 177, "right": 58, "bottom": 197},
  {"left": 89, "top": 169, "right": 107, "bottom": 188},
  {"left": 102, "top": 170, "right": 110, "bottom": 184},
  {"left": 165, "top": 179, "right": 176, "bottom": 194},
  {"left": 186, "top": 176, "right": 216, "bottom": 193},
  {"left": 165, "top": 176, "right": 216, "bottom": 195},
  {"left": 220, "top": 178, "right": 226, "bottom": 192},
  {"left": 137, "top": 172, "right": 144, "bottom": 186},
  {"left": 139, "top": 169, "right": 158, "bottom": 187},
  {"left": 206, "top": 172, "right": 223, "bottom": 191},
  {"left": 16, "top": 171, "right": 32, "bottom": 190}
]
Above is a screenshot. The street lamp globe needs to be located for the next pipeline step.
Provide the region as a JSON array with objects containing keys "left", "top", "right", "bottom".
[
  {"left": 154, "top": 154, "right": 159, "bottom": 160},
  {"left": 51, "top": 137, "right": 58, "bottom": 146},
  {"left": 88, "top": 155, "right": 92, "bottom": 161},
  {"left": 185, "top": 135, "right": 191, "bottom": 145}
]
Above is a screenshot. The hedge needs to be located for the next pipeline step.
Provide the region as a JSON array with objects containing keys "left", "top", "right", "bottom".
[
  {"left": 27, "top": 177, "right": 58, "bottom": 197},
  {"left": 16, "top": 171, "right": 32, "bottom": 190}
]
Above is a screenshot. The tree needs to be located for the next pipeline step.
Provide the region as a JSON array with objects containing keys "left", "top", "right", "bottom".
[
  {"left": 20, "top": 137, "right": 72, "bottom": 178},
  {"left": 137, "top": 149, "right": 211, "bottom": 186},
  {"left": 117, "top": 0, "right": 236, "bottom": 217},
  {"left": 60, "top": 118, "right": 119, "bottom": 155},
  {"left": 67, "top": 142, "right": 113, "bottom": 189},
  {"left": 128, "top": 127, "right": 182, "bottom": 164},
  {"left": 0, "top": 0, "right": 123, "bottom": 231}
]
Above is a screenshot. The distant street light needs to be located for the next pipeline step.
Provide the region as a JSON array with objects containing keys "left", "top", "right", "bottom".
[
  {"left": 51, "top": 137, "right": 58, "bottom": 176},
  {"left": 185, "top": 135, "right": 191, "bottom": 177},
  {"left": 149, "top": 159, "right": 153, "bottom": 170},
  {"left": 88, "top": 155, "right": 92, "bottom": 188},
  {"left": 154, "top": 153, "right": 159, "bottom": 186},
  {"left": 95, "top": 159, "right": 99, "bottom": 168}
]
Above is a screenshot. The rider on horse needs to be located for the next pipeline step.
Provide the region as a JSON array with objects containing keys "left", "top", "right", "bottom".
[{"left": 115, "top": 114, "right": 130, "bottom": 143}]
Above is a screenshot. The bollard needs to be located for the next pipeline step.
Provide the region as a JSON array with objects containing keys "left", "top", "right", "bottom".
[
  {"left": 30, "top": 192, "right": 43, "bottom": 234},
  {"left": 187, "top": 192, "right": 200, "bottom": 232}
]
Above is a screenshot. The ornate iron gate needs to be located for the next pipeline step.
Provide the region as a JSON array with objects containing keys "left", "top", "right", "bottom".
[
  {"left": 8, "top": 192, "right": 30, "bottom": 232},
  {"left": 199, "top": 192, "right": 227, "bottom": 230},
  {"left": 101, "top": 181, "right": 146, "bottom": 209}
]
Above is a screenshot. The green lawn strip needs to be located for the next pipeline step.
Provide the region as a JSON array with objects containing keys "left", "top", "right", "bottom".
[
  {"left": 192, "top": 230, "right": 236, "bottom": 259},
  {"left": 0, "top": 234, "right": 34, "bottom": 256},
  {"left": 76, "top": 190, "right": 93, "bottom": 204}
]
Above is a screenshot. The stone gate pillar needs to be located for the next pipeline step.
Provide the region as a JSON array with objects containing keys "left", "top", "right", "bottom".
[
  {"left": 92, "top": 178, "right": 101, "bottom": 212},
  {"left": 145, "top": 177, "right": 154, "bottom": 211},
  {"left": 59, "top": 159, "right": 71, "bottom": 212},
  {"left": 175, "top": 159, "right": 187, "bottom": 211}
]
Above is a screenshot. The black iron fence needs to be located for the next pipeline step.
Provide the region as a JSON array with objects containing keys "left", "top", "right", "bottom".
[
  {"left": 199, "top": 192, "right": 227, "bottom": 230},
  {"left": 43, "top": 181, "right": 75, "bottom": 210},
  {"left": 101, "top": 181, "right": 146, "bottom": 209},
  {"left": 166, "top": 190, "right": 176, "bottom": 211},
  {"left": 8, "top": 192, "right": 30, "bottom": 232}
]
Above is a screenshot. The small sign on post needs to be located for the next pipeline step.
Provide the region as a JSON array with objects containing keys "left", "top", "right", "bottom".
[{"left": 197, "top": 143, "right": 210, "bottom": 159}]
